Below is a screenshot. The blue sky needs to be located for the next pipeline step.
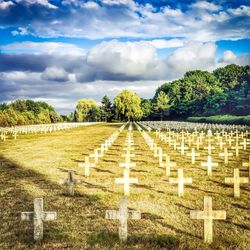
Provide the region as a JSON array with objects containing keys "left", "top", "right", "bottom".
[{"left": 0, "top": 0, "right": 249, "bottom": 113}]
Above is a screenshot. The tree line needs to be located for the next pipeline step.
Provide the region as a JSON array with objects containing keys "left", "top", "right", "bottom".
[
  {"left": 0, "top": 100, "right": 62, "bottom": 127},
  {"left": 74, "top": 64, "right": 250, "bottom": 122},
  {"left": 0, "top": 64, "right": 249, "bottom": 126}
]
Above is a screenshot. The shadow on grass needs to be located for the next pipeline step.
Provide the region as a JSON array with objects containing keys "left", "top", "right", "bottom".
[
  {"left": 87, "top": 230, "right": 180, "bottom": 250},
  {"left": 0, "top": 155, "right": 114, "bottom": 249},
  {"left": 94, "top": 167, "right": 115, "bottom": 174}
]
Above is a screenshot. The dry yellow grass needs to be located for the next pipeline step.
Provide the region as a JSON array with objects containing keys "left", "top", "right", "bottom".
[{"left": 0, "top": 123, "right": 249, "bottom": 249}]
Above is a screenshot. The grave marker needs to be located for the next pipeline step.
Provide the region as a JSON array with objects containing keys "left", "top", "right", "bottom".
[
  {"left": 201, "top": 156, "right": 218, "bottom": 176},
  {"left": 169, "top": 168, "right": 192, "bottom": 197},
  {"left": 21, "top": 198, "right": 57, "bottom": 241},
  {"left": 105, "top": 196, "right": 141, "bottom": 242},
  {"left": 225, "top": 168, "right": 249, "bottom": 198},
  {"left": 60, "top": 171, "right": 83, "bottom": 195},
  {"left": 190, "top": 196, "right": 226, "bottom": 244},
  {"left": 115, "top": 169, "right": 138, "bottom": 196}
]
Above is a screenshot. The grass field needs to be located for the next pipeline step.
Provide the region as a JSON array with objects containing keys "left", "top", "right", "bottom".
[{"left": 0, "top": 123, "right": 249, "bottom": 250}]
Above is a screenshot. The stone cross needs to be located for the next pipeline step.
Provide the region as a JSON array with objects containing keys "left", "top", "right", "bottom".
[
  {"left": 169, "top": 168, "right": 192, "bottom": 197},
  {"left": 190, "top": 196, "right": 226, "bottom": 244},
  {"left": 177, "top": 142, "right": 188, "bottom": 155},
  {"left": 219, "top": 148, "right": 233, "bottom": 164},
  {"left": 186, "top": 148, "right": 200, "bottom": 164},
  {"left": 160, "top": 155, "right": 176, "bottom": 177},
  {"left": 201, "top": 156, "right": 218, "bottom": 176},
  {"left": 157, "top": 147, "right": 167, "bottom": 165},
  {"left": 242, "top": 155, "right": 250, "bottom": 177},
  {"left": 78, "top": 156, "right": 95, "bottom": 176},
  {"left": 225, "top": 168, "right": 249, "bottom": 198},
  {"left": 21, "top": 198, "right": 57, "bottom": 241},
  {"left": 122, "top": 152, "right": 135, "bottom": 163},
  {"left": 60, "top": 171, "right": 83, "bottom": 195},
  {"left": 105, "top": 196, "right": 141, "bottom": 242},
  {"left": 231, "top": 143, "right": 243, "bottom": 157},
  {"left": 119, "top": 162, "right": 136, "bottom": 170},
  {"left": 204, "top": 143, "right": 215, "bottom": 155},
  {"left": 115, "top": 169, "right": 138, "bottom": 196},
  {"left": 240, "top": 138, "right": 250, "bottom": 150},
  {"left": 90, "top": 149, "right": 100, "bottom": 164}
]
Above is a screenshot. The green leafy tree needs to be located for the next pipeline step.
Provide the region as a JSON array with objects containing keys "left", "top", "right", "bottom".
[
  {"left": 114, "top": 89, "right": 143, "bottom": 121},
  {"left": 75, "top": 99, "right": 99, "bottom": 122},
  {"left": 154, "top": 91, "right": 171, "bottom": 120},
  {"left": 101, "top": 95, "right": 113, "bottom": 122},
  {"left": 141, "top": 98, "right": 151, "bottom": 120}
]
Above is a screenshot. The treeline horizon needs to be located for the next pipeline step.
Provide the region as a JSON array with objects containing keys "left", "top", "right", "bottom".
[{"left": 0, "top": 64, "right": 249, "bottom": 127}]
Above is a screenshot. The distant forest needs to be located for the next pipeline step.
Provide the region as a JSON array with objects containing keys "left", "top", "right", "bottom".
[{"left": 0, "top": 64, "right": 249, "bottom": 127}]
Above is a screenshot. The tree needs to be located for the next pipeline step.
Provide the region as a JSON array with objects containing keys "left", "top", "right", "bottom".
[
  {"left": 75, "top": 99, "right": 99, "bottom": 122},
  {"left": 141, "top": 98, "right": 151, "bottom": 120},
  {"left": 101, "top": 95, "right": 113, "bottom": 122},
  {"left": 114, "top": 89, "right": 143, "bottom": 121},
  {"left": 154, "top": 91, "right": 171, "bottom": 120}
]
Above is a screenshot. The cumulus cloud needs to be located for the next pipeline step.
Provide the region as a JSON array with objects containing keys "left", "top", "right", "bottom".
[
  {"left": 1, "top": 39, "right": 249, "bottom": 113},
  {"left": 86, "top": 41, "right": 158, "bottom": 77},
  {"left": 0, "top": 0, "right": 249, "bottom": 41},
  {"left": 15, "top": 0, "right": 57, "bottom": 9},
  {"left": 218, "top": 50, "right": 250, "bottom": 65},
  {"left": 1, "top": 42, "right": 85, "bottom": 55},
  {"left": 147, "top": 39, "right": 184, "bottom": 49},
  {"left": 0, "top": 1, "right": 14, "bottom": 10},
  {"left": 165, "top": 42, "right": 217, "bottom": 77},
  {"left": 41, "top": 67, "right": 69, "bottom": 82}
]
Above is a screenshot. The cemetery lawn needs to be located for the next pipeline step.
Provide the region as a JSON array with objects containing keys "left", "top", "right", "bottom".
[{"left": 0, "top": 123, "right": 249, "bottom": 250}]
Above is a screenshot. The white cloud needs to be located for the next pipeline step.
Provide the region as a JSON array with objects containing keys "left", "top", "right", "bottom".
[
  {"left": 41, "top": 67, "right": 69, "bottom": 82},
  {"left": 228, "top": 5, "right": 250, "bottom": 16},
  {"left": 148, "top": 39, "right": 184, "bottom": 49},
  {"left": 0, "top": 1, "right": 14, "bottom": 9},
  {"left": 220, "top": 50, "right": 237, "bottom": 63},
  {"left": 1, "top": 42, "right": 85, "bottom": 55},
  {"left": 16, "top": 0, "right": 57, "bottom": 9},
  {"left": 165, "top": 42, "right": 217, "bottom": 77},
  {"left": 11, "top": 27, "right": 29, "bottom": 36},
  {"left": 86, "top": 41, "right": 158, "bottom": 76},
  {"left": 191, "top": 1, "right": 221, "bottom": 11},
  {"left": 218, "top": 50, "right": 250, "bottom": 66}
]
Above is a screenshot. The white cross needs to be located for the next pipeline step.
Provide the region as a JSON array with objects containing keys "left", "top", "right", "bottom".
[
  {"left": 115, "top": 169, "right": 138, "bottom": 196},
  {"left": 21, "top": 198, "right": 57, "bottom": 241},
  {"left": 201, "top": 156, "right": 218, "bottom": 176},
  {"left": 190, "top": 196, "right": 226, "bottom": 244},
  {"left": 105, "top": 196, "right": 141, "bottom": 242},
  {"left": 169, "top": 168, "right": 192, "bottom": 197},
  {"left": 225, "top": 168, "right": 249, "bottom": 198}
]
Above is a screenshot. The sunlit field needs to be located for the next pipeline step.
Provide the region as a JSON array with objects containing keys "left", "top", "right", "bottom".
[{"left": 0, "top": 123, "right": 249, "bottom": 250}]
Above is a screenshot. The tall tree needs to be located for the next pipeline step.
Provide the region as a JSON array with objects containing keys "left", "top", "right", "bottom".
[
  {"left": 114, "top": 89, "right": 143, "bottom": 121},
  {"left": 101, "top": 95, "right": 113, "bottom": 122},
  {"left": 75, "top": 99, "right": 99, "bottom": 122},
  {"left": 141, "top": 98, "right": 151, "bottom": 120},
  {"left": 154, "top": 91, "right": 171, "bottom": 120}
]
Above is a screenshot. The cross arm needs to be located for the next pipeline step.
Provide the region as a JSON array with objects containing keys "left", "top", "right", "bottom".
[
  {"left": 119, "top": 163, "right": 136, "bottom": 168},
  {"left": 21, "top": 212, "right": 33, "bottom": 221},
  {"left": 105, "top": 210, "right": 119, "bottom": 220},
  {"left": 225, "top": 177, "right": 234, "bottom": 184},
  {"left": 43, "top": 212, "right": 57, "bottom": 221},
  {"left": 190, "top": 210, "right": 204, "bottom": 220},
  {"left": 169, "top": 178, "right": 178, "bottom": 184},
  {"left": 184, "top": 177, "right": 192, "bottom": 183},
  {"left": 212, "top": 211, "right": 226, "bottom": 220},
  {"left": 74, "top": 179, "right": 83, "bottom": 184},
  {"left": 128, "top": 210, "right": 141, "bottom": 220}
]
